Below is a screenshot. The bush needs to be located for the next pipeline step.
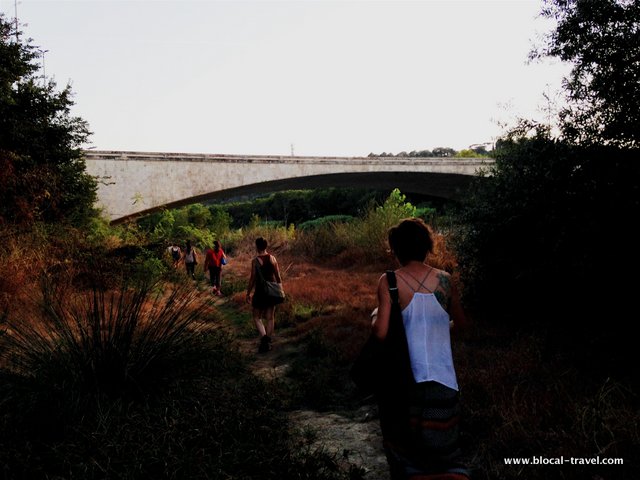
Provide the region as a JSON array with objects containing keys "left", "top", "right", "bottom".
[
  {"left": 298, "top": 215, "right": 355, "bottom": 231},
  {"left": 292, "top": 189, "right": 417, "bottom": 266},
  {"left": 0, "top": 17, "right": 97, "bottom": 226},
  {"left": 453, "top": 132, "right": 639, "bottom": 370}
]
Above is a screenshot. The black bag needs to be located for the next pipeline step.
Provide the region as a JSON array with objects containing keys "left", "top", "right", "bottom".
[
  {"left": 350, "top": 331, "right": 384, "bottom": 394},
  {"left": 350, "top": 271, "right": 413, "bottom": 395},
  {"left": 255, "top": 258, "right": 285, "bottom": 304}
]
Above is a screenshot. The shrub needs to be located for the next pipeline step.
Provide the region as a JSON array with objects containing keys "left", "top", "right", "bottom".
[
  {"left": 1, "top": 280, "right": 209, "bottom": 399},
  {"left": 298, "top": 215, "right": 354, "bottom": 231},
  {"left": 453, "top": 132, "right": 639, "bottom": 370},
  {"left": 291, "top": 189, "right": 418, "bottom": 266},
  {"left": 0, "top": 17, "right": 97, "bottom": 226}
]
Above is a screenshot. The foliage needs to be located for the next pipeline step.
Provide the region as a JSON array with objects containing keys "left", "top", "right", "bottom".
[
  {"left": 1, "top": 281, "right": 208, "bottom": 399},
  {"left": 431, "top": 146, "right": 457, "bottom": 157},
  {"left": 534, "top": 0, "right": 640, "bottom": 148},
  {"left": 368, "top": 147, "right": 462, "bottom": 157},
  {"left": 138, "top": 203, "right": 232, "bottom": 250},
  {"left": 0, "top": 15, "right": 96, "bottom": 225},
  {"left": 298, "top": 214, "right": 355, "bottom": 231},
  {"left": 292, "top": 189, "right": 417, "bottom": 264},
  {"left": 453, "top": 131, "right": 639, "bottom": 367},
  {"left": 456, "top": 149, "right": 488, "bottom": 158},
  {"left": 226, "top": 219, "right": 296, "bottom": 256},
  {"left": 221, "top": 188, "right": 383, "bottom": 227},
  {"left": 0, "top": 282, "right": 351, "bottom": 479}
]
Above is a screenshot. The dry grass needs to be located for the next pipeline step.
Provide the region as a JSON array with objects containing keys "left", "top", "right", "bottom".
[
  {"left": 0, "top": 228, "right": 48, "bottom": 311},
  {"left": 222, "top": 227, "right": 462, "bottom": 358}
]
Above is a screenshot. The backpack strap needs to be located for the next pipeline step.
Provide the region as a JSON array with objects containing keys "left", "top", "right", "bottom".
[{"left": 386, "top": 270, "right": 400, "bottom": 306}]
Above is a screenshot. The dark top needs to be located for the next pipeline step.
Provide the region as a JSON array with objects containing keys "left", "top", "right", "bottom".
[{"left": 252, "top": 254, "right": 280, "bottom": 309}]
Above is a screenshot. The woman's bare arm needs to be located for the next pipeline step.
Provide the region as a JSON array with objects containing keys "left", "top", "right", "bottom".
[
  {"left": 372, "top": 273, "right": 392, "bottom": 340},
  {"left": 271, "top": 255, "right": 282, "bottom": 283},
  {"left": 449, "top": 282, "right": 470, "bottom": 332},
  {"left": 246, "top": 259, "right": 256, "bottom": 303}
]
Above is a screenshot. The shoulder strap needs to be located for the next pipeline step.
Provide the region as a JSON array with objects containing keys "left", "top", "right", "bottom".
[
  {"left": 254, "top": 258, "right": 266, "bottom": 282},
  {"left": 386, "top": 270, "right": 399, "bottom": 306}
]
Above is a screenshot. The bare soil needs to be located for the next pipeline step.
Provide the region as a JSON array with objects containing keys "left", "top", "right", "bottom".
[{"left": 232, "top": 311, "right": 389, "bottom": 480}]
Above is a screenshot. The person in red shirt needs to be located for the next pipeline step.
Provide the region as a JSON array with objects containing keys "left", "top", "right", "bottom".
[{"left": 204, "top": 240, "right": 226, "bottom": 295}]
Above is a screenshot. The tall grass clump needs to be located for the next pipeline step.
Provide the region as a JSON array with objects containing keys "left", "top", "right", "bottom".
[
  {"left": 1, "top": 280, "right": 209, "bottom": 401},
  {"left": 0, "top": 277, "right": 353, "bottom": 479}
]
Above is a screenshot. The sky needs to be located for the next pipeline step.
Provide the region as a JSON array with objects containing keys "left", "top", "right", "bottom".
[{"left": 2, "top": 0, "right": 570, "bottom": 157}]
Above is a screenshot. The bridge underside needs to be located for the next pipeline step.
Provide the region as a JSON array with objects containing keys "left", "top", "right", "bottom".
[{"left": 113, "top": 171, "right": 474, "bottom": 223}]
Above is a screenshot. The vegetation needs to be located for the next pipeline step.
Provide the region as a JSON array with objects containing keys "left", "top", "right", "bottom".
[
  {"left": 0, "top": 15, "right": 96, "bottom": 226},
  {"left": 453, "top": 131, "right": 639, "bottom": 367},
  {"left": 2, "top": 0, "right": 638, "bottom": 478},
  {"left": 367, "top": 145, "right": 491, "bottom": 158},
  {"left": 451, "top": 0, "right": 640, "bottom": 375},
  {"left": 534, "top": 0, "right": 640, "bottom": 148},
  {"left": 219, "top": 188, "right": 386, "bottom": 227},
  {"left": 137, "top": 203, "right": 232, "bottom": 247},
  {"left": 0, "top": 277, "right": 350, "bottom": 479}
]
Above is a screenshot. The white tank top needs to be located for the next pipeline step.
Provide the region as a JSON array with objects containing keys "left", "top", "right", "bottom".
[{"left": 401, "top": 293, "right": 458, "bottom": 391}]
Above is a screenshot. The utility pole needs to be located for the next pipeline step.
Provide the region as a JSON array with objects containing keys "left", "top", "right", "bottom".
[
  {"left": 14, "top": 0, "right": 19, "bottom": 42},
  {"left": 40, "top": 49, "right": 49, "bottom": 85}
]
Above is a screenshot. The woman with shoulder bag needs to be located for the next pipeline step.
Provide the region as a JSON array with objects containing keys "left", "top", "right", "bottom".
[
  {"left": 368, "top": 218, "right": 471, "bottom": 480},
  {"left": 246, "top": 237, "right": 284, "bottom": 353}
]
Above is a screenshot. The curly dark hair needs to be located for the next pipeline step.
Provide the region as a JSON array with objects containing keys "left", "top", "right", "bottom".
[
  {"left": 255, "top": 237, "right": 268, "bottom": 251},
  {"left": 387, "top": 218, "right": 434, "bottom": 265}
]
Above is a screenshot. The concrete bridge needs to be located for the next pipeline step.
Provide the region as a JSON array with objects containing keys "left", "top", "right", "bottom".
[{"left": 84, "top": 150, "right": 493, "bottom": 222}]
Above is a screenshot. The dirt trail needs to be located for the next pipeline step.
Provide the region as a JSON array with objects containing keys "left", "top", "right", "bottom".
[
  {"left": 204, "top": 274, "right": 389, "bottom": 479},
  {"left": 237, "top": 329, "right": 389, "bottom": 480}
]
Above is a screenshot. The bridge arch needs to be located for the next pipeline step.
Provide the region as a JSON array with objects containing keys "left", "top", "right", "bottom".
[{"left": 84, "top": 151, "right": 492, "bottom": 223}]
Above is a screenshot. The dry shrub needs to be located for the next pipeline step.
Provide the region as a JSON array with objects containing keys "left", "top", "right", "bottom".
[
  {"left": 0, "top": 228, "right": 48, "bottom": 311},
  {"left": 452, "top": 327, "right": 640, "bottom": 480},
  {"left": 429, "top": 232, "right": 458, "bottom": 272}
]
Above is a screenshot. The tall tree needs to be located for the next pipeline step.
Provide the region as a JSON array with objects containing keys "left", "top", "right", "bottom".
[
  {"left": 533, "top": 0, "right": 640, "bottom": 148},
  {"left": 0, "top": 15, "right": 96, "bottom": 225}
]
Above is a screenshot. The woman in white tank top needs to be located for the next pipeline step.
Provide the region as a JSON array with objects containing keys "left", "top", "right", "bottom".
[{"left": 371, "top": 218, "right": 471, "bottom": 480}]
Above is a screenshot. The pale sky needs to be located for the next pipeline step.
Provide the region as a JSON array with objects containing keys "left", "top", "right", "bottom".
[{"left": 3, "top": 0, "right": 569, "bottom": 157}]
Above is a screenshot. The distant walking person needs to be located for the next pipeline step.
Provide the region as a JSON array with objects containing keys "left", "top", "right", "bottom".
[
  {"left": 204, "top": 240, "right": 226, "bottom": 295},
  {"left": 246, "top": 237, "right": 284, "bottom": 353},
  {"left": 169, "top": 242, "right": 182, "bottom": 269},
  {"left": 183, "top": 240, "right": 198, "bottom": 280}
]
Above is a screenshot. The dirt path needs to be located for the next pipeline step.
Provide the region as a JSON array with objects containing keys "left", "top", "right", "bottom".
[
  {"left": 204, "top": 279, "right": 389, "bottom": 479},
  {"left": 236, "top": 326, "right": 389, "bottom": 479}
]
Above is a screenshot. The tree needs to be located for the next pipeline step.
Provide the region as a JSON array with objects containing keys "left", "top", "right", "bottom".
[
  {"left": 431, "top": 147, "right": 457, "bottom": 157},
  {"left": 534, "top": 0, "right": 640, "bottom": 148},
  {"left": 451, "top": 1, "right": 640, "bottom": 375},
  {"left": 454, "top": 129, "right": 639, "bottom": 363},
  {"left": 0, "top": 15, "right": 96, "bottom": 225}
]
